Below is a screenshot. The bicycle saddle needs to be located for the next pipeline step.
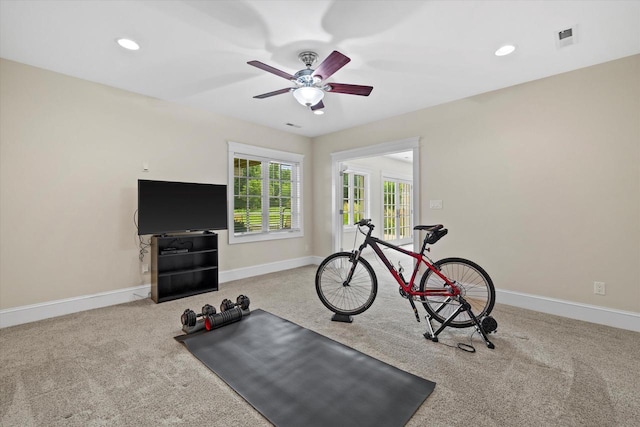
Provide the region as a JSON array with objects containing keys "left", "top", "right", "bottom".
[{"left": 414, "top": 224, "right": 443, "bottom": 232}]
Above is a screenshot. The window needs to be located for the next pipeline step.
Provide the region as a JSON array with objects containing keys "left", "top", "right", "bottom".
[
  {"left": 342, "top": 170, "right": 369, "bottom": 227},
  {"left": 228, "top": 142, "right": 303, "bottom": 243}
]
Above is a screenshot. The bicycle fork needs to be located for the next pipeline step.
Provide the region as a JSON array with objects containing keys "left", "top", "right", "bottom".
[
  {"left": 344, "top": 250, "right": 362, "bottom": 286},
  {"left": 331, "top": 251, "right": 362, "bottom": 324}
]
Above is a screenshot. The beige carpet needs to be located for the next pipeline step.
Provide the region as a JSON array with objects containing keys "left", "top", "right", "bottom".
[{"left": 1, "top": 261, "right": 639, "bottom": 426}]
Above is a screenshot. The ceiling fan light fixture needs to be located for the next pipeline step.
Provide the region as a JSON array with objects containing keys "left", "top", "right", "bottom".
[
  {"left": 248, "top": 50, "right": 372, "bottom": 112},
  {"left": 116, "top": 38, "right": 140, "bottom": 51},
  {"left": 313, "top": 109, "right": 325, "bottom": 115},
  {"left": 293, "top": 86, "right": 324, "bottom": 107}
]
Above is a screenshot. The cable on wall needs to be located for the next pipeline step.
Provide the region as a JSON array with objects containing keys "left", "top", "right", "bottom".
[{"left": 134, "top": 210, "right": 151, "bottom": 262}]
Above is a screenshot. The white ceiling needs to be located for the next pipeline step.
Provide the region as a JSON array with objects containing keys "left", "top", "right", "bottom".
[
  {"left": 1, "top": 1, "right": 639, "bottom": 138},
  {"left": 385, "top": 151, "right": 413, "bottom": 164}
]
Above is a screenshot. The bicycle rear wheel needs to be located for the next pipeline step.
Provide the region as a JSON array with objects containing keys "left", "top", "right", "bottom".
[
  {"left": 419, "top": 258, "right": 495, "bottom": 328},
  {"left": 316, "top": 252, "right": 377, "bottom": 316}
]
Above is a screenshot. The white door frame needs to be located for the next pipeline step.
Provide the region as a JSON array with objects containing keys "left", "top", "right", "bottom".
[{"left": 330, "top": 137, "right": 421, "bottom": 253}]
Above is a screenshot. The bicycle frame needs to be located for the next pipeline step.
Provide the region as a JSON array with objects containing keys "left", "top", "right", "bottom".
[{"left": 351, "top": 225, "right": 460, "bottom": 299}]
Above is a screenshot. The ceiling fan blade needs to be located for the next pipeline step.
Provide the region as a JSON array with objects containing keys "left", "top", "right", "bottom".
[
  {"left": 253, "top": 88, "right": 292, "bottom": 99},
  {"left": 312, "top": 51, "right": 350, "bottom": 80},
  {"left": 310, "top": 100, "right": 325, "bottom": 111},
  {"left": 247, "top": 60, "right": 295, "bottom": 80},
  {"left": 326, "top": 83, "right": 373, "bottom": 96}
]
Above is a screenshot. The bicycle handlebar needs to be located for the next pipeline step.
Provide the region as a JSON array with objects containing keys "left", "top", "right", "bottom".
[{"left": 355, "top": 219, "right": 373, "bottom": 228}]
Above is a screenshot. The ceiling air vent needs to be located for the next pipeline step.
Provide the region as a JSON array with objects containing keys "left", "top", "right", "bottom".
[
  {"left": 285, "top": 123, "right": 302, "bottom": 128},
  {"left": 556, "top": 26, "right": 577, "bottom": 48}
]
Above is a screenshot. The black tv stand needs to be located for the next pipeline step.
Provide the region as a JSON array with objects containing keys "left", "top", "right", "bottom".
[{"left": 151, "top": 233, "right": 218, "bottom": 303}]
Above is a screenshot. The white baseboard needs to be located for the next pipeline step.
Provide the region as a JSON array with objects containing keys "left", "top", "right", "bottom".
[
  {"left": 0, "top": 284, "right": 151, "bottom": 329},
  {"left": 2, "top": 261, "right": 638, "bottom": 333},
  {"left": 0, "top": 257, "right": 319, "bottom": 329},
  {"left": 496, "top": 289, "right": 640, "bottom": 332},
  {"left": 220, "top": 256, "right": 317, "bottom": 283}
]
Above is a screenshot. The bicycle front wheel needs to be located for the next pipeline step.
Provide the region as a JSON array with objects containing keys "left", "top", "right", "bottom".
[
  {"left": 419, "top": 258, "right": 495, "bottom": 328},
  {"left": 315, "top": 252, "right": 378, "bottom": 316}
]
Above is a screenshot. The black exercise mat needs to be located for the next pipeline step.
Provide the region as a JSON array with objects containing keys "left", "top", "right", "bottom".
[{"left": 176, "top": 309, "right": 435, "bottom": 427}]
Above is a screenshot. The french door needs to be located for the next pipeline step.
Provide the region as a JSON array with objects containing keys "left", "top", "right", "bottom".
[{"left": 383, "top": 178, "right": 413, "bottom": 245}]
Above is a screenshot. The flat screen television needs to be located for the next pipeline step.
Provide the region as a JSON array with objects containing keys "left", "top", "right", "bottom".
[{"left": 137, "top": 179, "right": 227, "bottom": 235}]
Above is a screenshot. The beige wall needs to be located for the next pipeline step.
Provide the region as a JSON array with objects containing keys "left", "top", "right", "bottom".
[
  {"left": 313, "top": 55, "right": 640, "bottom": 313},
  {"left": 2, "top": 55, "right": 639, "bottom": 315},
  {"left": 0, "top": 59, "right": 313, "bottom": 309}
]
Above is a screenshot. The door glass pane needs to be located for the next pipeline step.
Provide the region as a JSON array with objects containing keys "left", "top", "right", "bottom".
[
  {"left": 353, "top": 174, "right": 365, "bottom": 223},
  {"left": 398, "top": 182, "right": 412, "bottom": 239},
  {"left": 343, "top": 173, "right": 350, "bottom": 225},
  {"left": 383, "top": 179, "right": 412, "bottom": 241},
  {"left": 383, "top": 180, "right": 396, "bottom": 240}
]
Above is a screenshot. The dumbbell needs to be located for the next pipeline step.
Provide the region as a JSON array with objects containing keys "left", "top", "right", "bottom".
[
  {"left": 219, "top": 295, "right": 250, "bottom": 312},
  {"left": 204, "top": 306, "right": 245, "bottom": 331},
  {"left": 180, "top": 304, "right": 216, "bottom": 327},
  {"left": 204, "top": 295, "right": 251, "bottom": 331}
]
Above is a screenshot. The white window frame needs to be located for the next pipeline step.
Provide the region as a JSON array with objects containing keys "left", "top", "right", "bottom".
[
  {"left": 341, "top": 166, "right": 370, "bottom": 230},
  {"left": 228, "top": 141, "right": 304, "bottom": 244}
]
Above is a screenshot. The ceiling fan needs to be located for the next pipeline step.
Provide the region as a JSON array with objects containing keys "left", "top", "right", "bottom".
[{"left": 248, "top": 50, "right": 373, "bottom": 114}]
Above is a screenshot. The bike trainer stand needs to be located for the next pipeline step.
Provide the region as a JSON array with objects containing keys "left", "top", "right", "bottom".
[{"left": 422, "top": 296, "right": 496, "bottom": 349}]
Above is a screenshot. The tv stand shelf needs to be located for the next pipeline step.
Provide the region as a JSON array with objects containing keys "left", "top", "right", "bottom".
[
  {"left": 151, "top": 233, "right": 218, "bottom": 303},
  {"left": 158, "top": 265, "right": 217, "bottom": 277}
]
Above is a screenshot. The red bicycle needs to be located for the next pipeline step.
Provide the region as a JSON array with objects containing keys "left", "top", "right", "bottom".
[{"left": 315, "top": 219, "right": 498, "bottom": 349}]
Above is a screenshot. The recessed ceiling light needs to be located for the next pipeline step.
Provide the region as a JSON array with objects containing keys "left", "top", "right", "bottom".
[
  {"left": 313, "top": 110, "right": 325, "bottom": 115},
  {"left": 116, "top": 38, "right": 140, "bottom": 51},
  {"left": 495, "top": 44, "right": 516, "bottom": 56}
]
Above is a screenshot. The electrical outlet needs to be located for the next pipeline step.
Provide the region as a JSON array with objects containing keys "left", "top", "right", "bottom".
[{"left": 594, "top": 281, "right": 606, "bottom": 295}]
